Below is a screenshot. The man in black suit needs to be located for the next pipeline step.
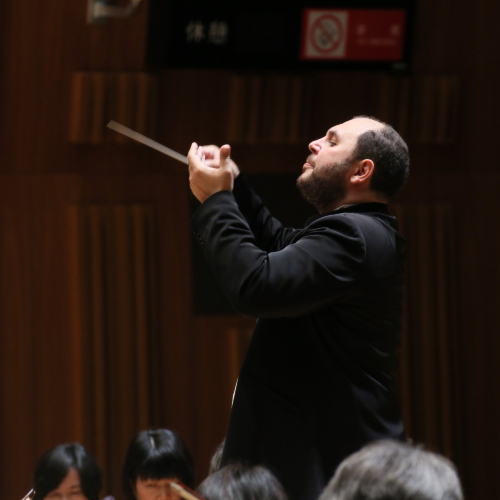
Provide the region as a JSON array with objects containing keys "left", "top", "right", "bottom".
[{"left": 187, "top": 116, "right": 409, "bottom": 500}]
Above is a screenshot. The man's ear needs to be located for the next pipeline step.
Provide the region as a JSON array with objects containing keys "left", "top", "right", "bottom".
[{"left": 349, "top": 159, "right": 375, "bottom": 185}]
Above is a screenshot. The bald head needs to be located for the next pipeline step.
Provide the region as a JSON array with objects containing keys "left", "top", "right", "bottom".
[{"left": 334, "top": 117, "right": 385, "bottom": 137}]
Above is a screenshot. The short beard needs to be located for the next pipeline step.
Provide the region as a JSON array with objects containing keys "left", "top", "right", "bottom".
[{"left": 296, "top": 157, "right": 352, "bottom": 213}]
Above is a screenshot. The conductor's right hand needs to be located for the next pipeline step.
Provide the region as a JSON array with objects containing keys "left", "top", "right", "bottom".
[
  {"left": 188, "top": 143, "right": 238, "bottom": 204},
  {"left": 199, "top": 144, "right": 240, "bottom": 177}
]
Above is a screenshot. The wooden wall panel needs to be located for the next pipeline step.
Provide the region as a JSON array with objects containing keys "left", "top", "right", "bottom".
[
  {"left": 68, "top": 203, "right": 157, "bottom": 494},
  {"left": 395, "top": 204, "right": 459, "bottom": 460},
  {"left": 69, "top": 72, "right": 159, "bottom": 143},
  {"left": 0, "top": 180, "right": 37, "bottom": 498},
  {"left": 379, "top": 75, "right": 459, "bottom": 145},
  {"left": 0, "top": 0, "right": 149, "bottom": 174},
  {"left": 0, "top": 172, "right": 194, "bottom": 499},
  {"left": 190, "top": 315, "right": 254, "bottom": 481},
  {"left": 1, "top": 0, "right": 500, "bottom": 499},
  {"left": 451, "top": 178, "right": 500, "bottom": 499},
  {"left": 158, "top": 70, "right": 233, "bottom": 153}
]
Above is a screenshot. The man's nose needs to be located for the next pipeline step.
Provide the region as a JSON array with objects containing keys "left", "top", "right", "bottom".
[{"left": 308, "top": 139, "right": 321, "bottom": 154}]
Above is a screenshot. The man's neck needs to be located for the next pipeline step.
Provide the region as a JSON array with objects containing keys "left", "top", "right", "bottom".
[{"left": 320, "top": 194, "right": 388, "bottom": 214}]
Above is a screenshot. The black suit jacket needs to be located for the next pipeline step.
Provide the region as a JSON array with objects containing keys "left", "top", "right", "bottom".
[{"left": 191, "top": 176, "right": 406, "bottom": 500}]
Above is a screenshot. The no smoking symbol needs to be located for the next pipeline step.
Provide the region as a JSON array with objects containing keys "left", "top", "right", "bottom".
[{"left": 311, "top": 14, "right": 344, "bottom": 53}]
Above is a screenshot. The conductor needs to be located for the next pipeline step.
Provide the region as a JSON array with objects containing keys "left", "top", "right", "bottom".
[{"left": 187, "top": 116, "right": 409, "bottom": 500}]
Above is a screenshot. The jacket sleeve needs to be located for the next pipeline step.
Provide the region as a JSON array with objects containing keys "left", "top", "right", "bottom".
[
  {"left": 231, "top": 174, "right": 300, "bottom": 251},
  {"left": 191, "top": 190, "right": 368, "bottom": 318}
]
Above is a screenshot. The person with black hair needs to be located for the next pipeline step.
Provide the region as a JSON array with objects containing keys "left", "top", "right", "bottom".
[
  {"left": 198, "top": 463, "right": 287, "bottom": 500},
  {"left": 187, "top": 116, "right": 410, "bottom": 500},
  {"left": 122, "top": 429, "right": 194, "bottom": 500},
  {"left": 32, "top": 443, "right": 103, "bottom": 500}
]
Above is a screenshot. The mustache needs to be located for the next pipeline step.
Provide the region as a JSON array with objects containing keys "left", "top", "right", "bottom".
[{"left": 306, "top": 155, "right": 316, "bottom": 167}]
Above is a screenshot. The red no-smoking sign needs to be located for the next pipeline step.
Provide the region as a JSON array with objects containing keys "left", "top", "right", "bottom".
[
  {"left": 302, "top": 10, "right": 348, "bottom": 59},
  {"left": 301, "top": 9, "right": 407, "bottom": 61},
  {"left": 311, "top": 14, "right": 345, "bottom": 53}
]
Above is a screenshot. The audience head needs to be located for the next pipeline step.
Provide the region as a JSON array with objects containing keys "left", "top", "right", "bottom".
[
  {"left": 198, "top": 463, "right": 288, "bottom": 500},
  {"left": 122, "top": 429, "right": 194, "bottom": 500},
  {"left": 319, "top": 440, "right": 463, "bottom": 500},
  {"left": 33, "top": 443, "right": 102, "bottom": 500}
]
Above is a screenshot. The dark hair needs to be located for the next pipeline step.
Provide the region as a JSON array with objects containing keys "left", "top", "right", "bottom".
[
  {"left": 319, "top": 440, "right": 463, "bottom": 500},
  {"left": 197, "top": 463, "right": 288, "bottom": 500},
  {"left": 122, "top": 429, "right": 194, "bottom": 500},
  {"left": 33, "top": 443, "right": 102, "bottom": 500},
  {"left": 351, "top": 116, "right": 409, "bottom": 199}
]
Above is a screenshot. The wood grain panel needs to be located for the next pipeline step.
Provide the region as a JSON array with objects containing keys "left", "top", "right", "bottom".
[
  {"left": 1, "top": 0, "right": 500, "bottom": 499},
  {"left": 450, "top": 178, "right": 500, "bottom": 499},
  {"left": 0, "top": 180, "right": 37, "bottom": 500},
  {"left": 378, "top": 74, "right": 459, "bottom": 145},
  {"left": 0, "top": 171, "right": 193, "bottom": 499},
  {"left": 0, "top": 0, "right": 150, "bottom": 173},
  {"left": 224, "top": 73, "right": 312, "bottom": 144},
  {"left": 191, "top": 315, "right": 255, "bottom": 481},
  {"left": 69, "top": 72, "right": 159, "bottom": 143},
  {"left": 68, "top": 203, "right": 156, "bottom": 493},
  {"left": 395, "top": 204, "right": 459, "bottom": 461}
]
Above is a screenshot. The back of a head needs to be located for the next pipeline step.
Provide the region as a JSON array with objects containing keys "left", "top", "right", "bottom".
[
  {"left": 319, "top": 440, "right": 463, "bottom": 500},
  {"left": 351, "top": 116, "right": 410, "bottom": 200},
  {"left": 198, "top": 463, "right": 288, "bottom": 500},
  {"left": 122, "top": 429, "right": 194, "bottom": 500},
  {"left": 33, "top": 443, "right": 102, "bottom": 500}
]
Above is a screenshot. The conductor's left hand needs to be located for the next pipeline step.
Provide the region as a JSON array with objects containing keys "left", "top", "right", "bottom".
[{"left": 188, "top": 142, "right": 234, "bottom": 203}]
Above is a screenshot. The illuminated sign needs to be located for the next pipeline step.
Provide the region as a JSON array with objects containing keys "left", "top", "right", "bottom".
[
  {"left": 147, "top": 1, "right": 414, "bottom": 71},
  {"left": 301, "top": 9, "right": 407, "bottom": 61}
]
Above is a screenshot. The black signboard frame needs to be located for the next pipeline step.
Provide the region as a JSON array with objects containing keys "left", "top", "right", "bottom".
[{"left": 146, "top": 0, "right": 415, "bottom": 72}]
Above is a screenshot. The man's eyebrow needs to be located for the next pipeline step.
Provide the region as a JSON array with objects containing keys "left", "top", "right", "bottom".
[{"left": 327, "top": 130, "right": 340, "bottom": 141}]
